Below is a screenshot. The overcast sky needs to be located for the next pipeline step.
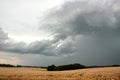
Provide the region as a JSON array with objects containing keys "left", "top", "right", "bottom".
[{"left": 0, "top": 0, "right": 120, "bottom": 66}]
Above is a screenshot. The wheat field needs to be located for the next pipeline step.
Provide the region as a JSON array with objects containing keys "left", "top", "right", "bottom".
[{"left": 0, "top": 67, "right": 120, "bottom": 80}]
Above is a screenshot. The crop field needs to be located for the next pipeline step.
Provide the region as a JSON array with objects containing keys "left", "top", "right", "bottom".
[{"left": 0, "top": 67, "right": 120, "bottom": 80}]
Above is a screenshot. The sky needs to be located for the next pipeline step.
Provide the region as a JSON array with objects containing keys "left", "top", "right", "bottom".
[{"left": 0, "top": 0, "right": 120, "bottom": 66}]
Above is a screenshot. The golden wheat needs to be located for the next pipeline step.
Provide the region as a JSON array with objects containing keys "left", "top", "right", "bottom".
[{"left": 0, "top": 67, "right": 120, "bottom": 80}]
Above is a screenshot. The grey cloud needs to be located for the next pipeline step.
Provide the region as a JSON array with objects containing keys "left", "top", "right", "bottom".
[
  {"left": 40, "top": 0, "right": 120, "bottom": 36},
  {"left": 0, "top": 28, "right": 45, "bottom": 55},
  {"left": 0, "top": 28, "right": 9, "bottom": 50},
  {"left": 38, "top": 0, "right": 120, "bottom": 65},
  {"left": 0, "top": 28, "right": 8, "bottom": 40},
  {"left": 4, "top": 40, "right": 55, "bottom": 56},
  {"left": 0, "top": 28, "right": 75, "bottom": 56}
]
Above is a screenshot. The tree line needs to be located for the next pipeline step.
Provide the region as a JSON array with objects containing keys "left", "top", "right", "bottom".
[
  {"left": 0, "top": 64, "right": 15, "bottom": 67},
  {"left": 0, "top": 63, "right": 119, "bottom": 71},
  {"left": 47, "top": 63, "right": 86, "bottom": 71}
]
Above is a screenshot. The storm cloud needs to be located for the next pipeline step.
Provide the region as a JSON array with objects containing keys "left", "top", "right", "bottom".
[
  {"left": 0, "top": 0, "right": 120, "bottom": 65},
  {"left": 39, "top": 0, "right": 120, "bottom": 64}
]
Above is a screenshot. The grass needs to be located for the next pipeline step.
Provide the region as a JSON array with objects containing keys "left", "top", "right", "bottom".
[{"left": 0, "top": 67, "right": 120, "bottom": 80}]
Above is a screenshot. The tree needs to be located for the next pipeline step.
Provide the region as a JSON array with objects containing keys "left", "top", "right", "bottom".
[
  {"left": 47, "top": 63, "right": 86, "bottom": 71},
  {"left": 47, "top": 64, "right": 57, "bottom": 71}
]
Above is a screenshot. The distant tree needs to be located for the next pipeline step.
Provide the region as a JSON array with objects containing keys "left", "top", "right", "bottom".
[
  {"left": 47, "top": 63, "right": 86, "bottom": 71},
  {"left": 111, "top": 64, "right": 120, "bottom": 67},
  {"left": 16, "top": 65, "right": 22, "bottom": 67},
  {"left": 0, "top": 64, "right": 14, "bottom": 67},
  {"left": 47, "top": 64, "right": 57, "bottom": 71},
  {"left": 57, "top": 63, "right": 86, "bottom": 71}
]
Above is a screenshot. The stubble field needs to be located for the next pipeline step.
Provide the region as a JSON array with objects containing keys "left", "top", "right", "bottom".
[{"left": 0, "top": 67, "right": 120, "bottom": 80}]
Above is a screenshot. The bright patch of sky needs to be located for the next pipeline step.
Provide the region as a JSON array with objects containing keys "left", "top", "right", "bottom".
[{"left": 0, "top": 0, "right": 66, "bottom": 43}]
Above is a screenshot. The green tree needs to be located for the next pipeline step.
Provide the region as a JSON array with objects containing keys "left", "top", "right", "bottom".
[{"left": 47, "top": 64, "right": 57, "bottom": 71}]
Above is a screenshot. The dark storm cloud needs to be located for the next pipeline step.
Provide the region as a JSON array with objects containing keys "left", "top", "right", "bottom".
[
  {"left": 39, "top": 0, "right": 120, "bottom": 64},
  {"left": 0, "top": 28, "right": 9, "bottom": 50},
  {"left": 40, "top": 0, "right": 120, "bottom": 36},
  {"left": 0, "top": 38, "right": 54, "bottom": 55},
  {"left": 0, "top": 27, "right": 75, "bottom": 55},
  {"left": 0, "top": 27, "right": 76, "bottom": 56}
]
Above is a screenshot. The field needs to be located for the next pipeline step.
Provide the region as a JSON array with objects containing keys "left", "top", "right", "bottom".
[{"left": 0, "top": 67, "right": 120, "bottom": 80}]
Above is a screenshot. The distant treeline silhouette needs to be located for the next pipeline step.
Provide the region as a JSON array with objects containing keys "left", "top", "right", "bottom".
[
  {"left": 0, "top": 64, "right": 15, "bottom": 67},
  {"left": 0, "top": 64, "right": 46, "bottom": 68},
  {"left": 0, "top": 63, "right": 119, "bottom": 69},
  {"left": 47, "top": 63, "right": 86, "bottom": 71}
]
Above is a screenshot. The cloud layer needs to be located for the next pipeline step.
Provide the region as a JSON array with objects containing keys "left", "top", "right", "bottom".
[
  {"left": 39, "top": 0, "right": 120, "bottom": 64},
  {"left": 0, "top": 0, "right": 120, "bottom": 65}
]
